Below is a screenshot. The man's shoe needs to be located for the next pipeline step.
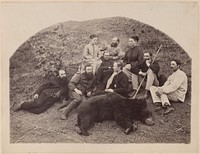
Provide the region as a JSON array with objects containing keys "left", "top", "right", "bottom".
[
  {"left": 12, "top": 101, "right": 24, "bottom": 112},
  {"left": 163, "top": 107, "right": 175, "bottom": 115},
  {"left": 124, "top": 127, "right": 132, "bottom": 135},
  {"left": 154, "top": 106, "right": 163, "bottom": 112},
  {"left": 154, "top": 102, "right": 160, "bottom": 106},
  {"left": 75, "top": 126, "right": 82, "bottom": 134},
  {"left": 132, "top": 122, "right": 138, "bottom": 131},
  {"left": 163, "top": 102, "right": 170, "bottom": 107},
  {"left": 128, "top": 90, "right": 136, "bottom": 98},
  {"left": 145, "top": 117, "right": 155, "bottom": 126}
]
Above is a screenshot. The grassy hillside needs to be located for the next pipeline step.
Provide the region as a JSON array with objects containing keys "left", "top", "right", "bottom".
[{"left": 10, "top": 17, "right": 191, "bottom": 143}]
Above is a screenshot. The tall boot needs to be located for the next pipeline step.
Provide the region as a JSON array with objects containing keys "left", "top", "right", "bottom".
[{"left": 60, "top": 101, "right": 77, "bottom": 120}]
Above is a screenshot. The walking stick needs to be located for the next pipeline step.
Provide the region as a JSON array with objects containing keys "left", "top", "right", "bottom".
[{"left": 132, "top": 44, "right": 163, "bottom": 99}]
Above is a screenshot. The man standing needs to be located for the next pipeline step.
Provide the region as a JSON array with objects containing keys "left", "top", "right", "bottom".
[
  {"left": 60, "top": 65, "right": 96, "bottom": 119},
  {"left": 150, "top": 59, "right": 188, "bottom": 115},
  {"left": 106, "top": 61, "right": 129, "bottom": 97},
  {"left": 137, "top": 51, "right": 160, "bottom": 99},
  {"left": 82, "top": 34, "right": 101, "bottom": 74},
  {"left": 107, "top": 37, "right": 125, "bottom": 61},
  {"left": 123, "top": 36, "right": 144, "bottom": 97},
  {"left": 13, "top": 70, "right": 69, "bottom": 114}
]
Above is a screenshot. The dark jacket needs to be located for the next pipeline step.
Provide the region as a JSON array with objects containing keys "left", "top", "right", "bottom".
[
  {"left": 34, "top": 77, "right": 69, "bottom": 98},
  {"left": 137, "top": 60, "right": 160, "bottom": 75},
  {"left": 109, "top": 71, "right": 129, "bottom": 97},
  {"left": 99, "top": 57, "right": 114, "bottom": 71},
  {"left": 123, "top": 46, "right": 143, "bottom": 74},
  {"left": 96, "top": 58, "right": 114, "bottom": 83},
  {"left": 68, "top": 72, "right": 95, "bottom": 96}
]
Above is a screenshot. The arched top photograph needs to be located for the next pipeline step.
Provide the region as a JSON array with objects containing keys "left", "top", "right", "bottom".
[{"left": 1, "top": 2, "right": 198, "bottom": 154}]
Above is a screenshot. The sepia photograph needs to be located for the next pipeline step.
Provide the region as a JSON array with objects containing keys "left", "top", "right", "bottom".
[{"left": 1, "top": 1, "right": 199, "bottom": 153}]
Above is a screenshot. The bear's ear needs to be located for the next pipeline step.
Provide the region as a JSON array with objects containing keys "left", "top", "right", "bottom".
[
  {"left": 137, "top": 98, "right": 146, "bottom": 103},
  {"left": 135, "top": 97, "right": 145, "bottom": 101},
  {"left": 127, "top": 98, "right": 140, "bottom": 102}
]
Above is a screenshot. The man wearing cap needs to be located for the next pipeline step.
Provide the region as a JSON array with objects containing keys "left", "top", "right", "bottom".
[
  {"left": 150, "top": 59, "right": 188, "bottom": 115},
  {"left": 13, "top": 70, "right": 69, "bottom": 114}
]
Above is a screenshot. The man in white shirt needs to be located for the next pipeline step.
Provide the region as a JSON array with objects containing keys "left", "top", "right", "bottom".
[{"left": 150, "top": 59, "right": 188, "bottom": 115}]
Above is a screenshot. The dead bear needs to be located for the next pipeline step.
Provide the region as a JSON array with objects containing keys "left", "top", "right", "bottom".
[{"left": 76, "top": 92, "right": 154, "bottom": 136}]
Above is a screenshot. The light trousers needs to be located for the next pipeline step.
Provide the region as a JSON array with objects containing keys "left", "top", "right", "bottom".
[
  {"left": 123, "top": 68, "right": 159, "bottom": 91},
  {"left": 78, "top": 59, "right": 102, "bottom": 74},
  {"left": 150, "top": 86, "right": 180, "bottom": 106}
]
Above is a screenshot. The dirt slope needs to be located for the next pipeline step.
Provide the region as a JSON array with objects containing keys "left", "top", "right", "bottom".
[{"left": 10, "top": 17, "right": 191, "bottom": 143}]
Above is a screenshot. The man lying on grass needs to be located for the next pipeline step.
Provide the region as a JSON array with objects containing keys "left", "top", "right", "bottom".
[{"left": 12, "top": 70, "right": 69, "bottom": 114}]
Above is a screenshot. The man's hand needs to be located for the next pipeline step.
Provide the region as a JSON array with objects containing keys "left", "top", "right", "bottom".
[
  {"left": 87, "top": 91, "right": 92, "bottom": 97},
  {"left": 155, "top": 89, "right": 163, "bottom": 97},
  {"left": 105, "top": 89, "right": 114, "bottom": 93},
  {"left": 125, "top": 64, "right": 131, "bottom": 70},
  {"left": 74, "top": 88, "right": 83, "bottom": 95},
  {"left": 33, "top": 94, "right": 39, "bottom": 100},
  {"left": 139, "top": 71, "right": 147, "bottom": 76}
]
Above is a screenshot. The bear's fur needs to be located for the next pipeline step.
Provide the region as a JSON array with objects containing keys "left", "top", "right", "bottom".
[{"left": 76, "top": 92, "right": 154, "bottom": 136}]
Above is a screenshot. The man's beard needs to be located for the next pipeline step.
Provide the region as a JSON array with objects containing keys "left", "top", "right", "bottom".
[
  {"left": 111, "top": 43, "right": 118, "bottom": 47},
  {"left": 85, "top": 73, "right": 94, "bottom": 80},
  {"left": 60, "top": 76, "right": 67, "bottom": 80}
]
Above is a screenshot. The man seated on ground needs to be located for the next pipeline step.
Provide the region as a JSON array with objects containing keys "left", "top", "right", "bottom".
[
  {"left": 150, "top": 59, "right": 188, "bottom": 115},
  {"left": 137, "top": 51, "right": 160, "bottom": 99},
  {"left": 96, "top": 51, "right": 114, "bottom": 91},
  {"left": 122, "top": 36, "right": 144, "bottom": 97},
  {"left": 107, "top": 37, "right": 125, "bottom": 61},
  {"left": 105, "top": 61, "right": 129, "bottom": 97},
  {"left": 60, "top": 64, "right": 96, "bottom": 119},
  {"left": 80, "top": 34, "right": 102, "bottom": 74},
  {"left": 13, "top": 70, "right": 69, "bottom": 114}
]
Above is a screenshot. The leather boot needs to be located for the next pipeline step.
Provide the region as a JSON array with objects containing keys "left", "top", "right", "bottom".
[
  {"left": 163, "top": 106, "right": 175, "bottom": 115},
  {"left": 60, "top": 101, "right": 77, "bottom": 120},
  {"left": 12, "top": 101, "right": 24, "bottom": 111}
]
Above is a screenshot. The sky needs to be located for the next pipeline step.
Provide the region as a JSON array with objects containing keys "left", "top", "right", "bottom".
[{"left": 1, "top": 2, "right": 199, "bottom": 58}]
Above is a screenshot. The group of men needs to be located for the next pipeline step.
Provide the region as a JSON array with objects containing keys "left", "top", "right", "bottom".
[{"left": 13, "top": 34, "right": 188, "bottom": 119}]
